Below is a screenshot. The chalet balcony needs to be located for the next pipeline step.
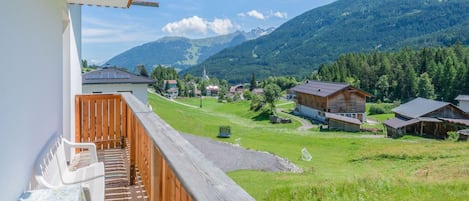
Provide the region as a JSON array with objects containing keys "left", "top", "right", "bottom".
[{"left": 74, "top": 93, "right": 254, "bottom": 201}]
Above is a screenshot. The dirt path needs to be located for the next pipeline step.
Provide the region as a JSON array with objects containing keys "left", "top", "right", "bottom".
[
  {"left": 276, "top": 109, "right": 316, "bottom": 131},
  {"left": 181, "top": 133, "right": 302, "bottom": 173},
  {"left": 147, "top": 89, "right": 198, "bottom": 108}
]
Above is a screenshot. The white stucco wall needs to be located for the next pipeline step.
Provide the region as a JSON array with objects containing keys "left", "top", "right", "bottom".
[
  {"left": 0, "top": 0, "right": 68, "bottom": 199},
  {"left": 83, "top": 84, "right": 150, "bottom": 104},
  {"left": 296, "top": 104, "right": 326, "bottom": 123},
  {"left": 63, "top": 5, "right": 82, "bottom": 160}
]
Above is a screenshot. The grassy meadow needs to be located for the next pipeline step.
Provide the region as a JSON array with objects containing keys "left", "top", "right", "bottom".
[{"left": 148, "top": 94, "right": 469, "bottom": 200}]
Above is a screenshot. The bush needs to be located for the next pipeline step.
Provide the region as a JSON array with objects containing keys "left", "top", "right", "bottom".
[
  {"left": 446, "top": 131, "right": 459, "bottom": 142},
  {"left": 369, "top": 105, "right": 386, "bottom": 115}
]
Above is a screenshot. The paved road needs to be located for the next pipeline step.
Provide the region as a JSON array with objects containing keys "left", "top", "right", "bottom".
[{"left": 181, "top": 133, "right": 302, "bottom": 173}]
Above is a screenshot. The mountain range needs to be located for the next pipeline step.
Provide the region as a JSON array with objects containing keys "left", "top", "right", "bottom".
[
  {"left": 185, "top": 0, "right": 469, "bottom": 83},
  {"left": 104, "top": 27, "right": 275, "bottom": 74}
]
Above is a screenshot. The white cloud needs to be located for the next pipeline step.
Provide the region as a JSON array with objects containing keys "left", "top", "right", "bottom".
[
  {"left": 237, "top": 13, "right": 246, "bottom": 17},
  {"left": 209, "top": 18, "right": 233, "bottom": 35},
  {"left": 162, "top": 16, "right": 208, "bottom": 36},
  {"left": 273, "top": 11, "right": 288, "bottom": 19},
  {"left": 162, "top": 16, "right": 233, "bottom": 36},
  {"left": 82, "top": 17, "right": 156, "bottom": 44},
  {"left": 247, "top": 10, "right": 265, "bottom": 20}
]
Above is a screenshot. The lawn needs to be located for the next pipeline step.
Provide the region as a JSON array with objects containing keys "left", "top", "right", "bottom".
[{"left": 149, "top": 94, "right": 469, "bottom": 200}]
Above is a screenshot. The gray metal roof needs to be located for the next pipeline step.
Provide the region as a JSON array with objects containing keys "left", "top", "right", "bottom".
[
  {"left": 291, "top": 80, "right": 371, "bottom": 97},
  {"left": 455, "top": 95, "right": 469, "bottom": 101},
  {"left": 384, "top": 118, "right": 419, "bottom": 129},
  {"left": 82, "top": 68, "right": 155, "bottom": 85},
  {"left": 392, "top": 97, "right": 450, "bottom": 119}
]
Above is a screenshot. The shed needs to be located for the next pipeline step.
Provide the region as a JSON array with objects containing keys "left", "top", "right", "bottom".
[
  {"left": 325, "top": 112, "right": 362, "bottom": 132},
  {"left": 384, "top": 97, "right": 469, "bottom": 138}
]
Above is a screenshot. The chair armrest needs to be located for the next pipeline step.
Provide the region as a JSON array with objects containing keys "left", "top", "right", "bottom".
[
  {"left": 35, "top": 175, "right": 62, "bottom": 189},
  {"left": 62, "top": 162, "right": 105, "bottom": 185},
  {"left": 62, "top": 138, "right": 98, "bottom": 163}
]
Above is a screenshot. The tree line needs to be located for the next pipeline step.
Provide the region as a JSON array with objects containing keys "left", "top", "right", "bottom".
[{"left": 311, "top": 43, "right": 469, "bottom": 103}]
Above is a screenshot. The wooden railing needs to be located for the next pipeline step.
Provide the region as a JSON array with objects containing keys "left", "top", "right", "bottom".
[{"left": 75, "top": 93, "right": 254, "bottom": 201}]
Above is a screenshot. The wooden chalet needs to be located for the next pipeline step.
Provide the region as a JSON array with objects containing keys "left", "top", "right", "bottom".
[
  {"left": 384, "top": 97, "right": 469, "bottom": 138},
  {"left": 291, "top": 80, "right": 371, "bottom": 126}
]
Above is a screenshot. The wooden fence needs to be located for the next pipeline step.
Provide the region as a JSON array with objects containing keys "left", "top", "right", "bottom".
[{"left": 75, "top": 93, "right": 254, "bottom": 201}]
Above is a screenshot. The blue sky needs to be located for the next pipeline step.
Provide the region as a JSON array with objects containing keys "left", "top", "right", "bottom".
[{"left": 82, "top": 0, "right": 336, "bottom": 65}]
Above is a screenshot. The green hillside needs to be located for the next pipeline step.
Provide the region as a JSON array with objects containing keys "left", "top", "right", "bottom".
[{"left": 187, "top": 0, "right": 469, "bottom": 83}]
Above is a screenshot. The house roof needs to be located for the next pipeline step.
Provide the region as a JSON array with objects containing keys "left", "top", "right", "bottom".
[
  {"left": 383, "top": 117, "right": 443, "bottom": 129},
  {"left": 165, "top": 80, "right": 177, "bottom": 84},
  {"left": 455, "top": 95, "right": 469, "bottom": 101},
  {"left": 82, "top": 68, "right": 155, "bottom": 85},
  {"left": 392, "top": 97, "right": 450, "bottom": 119},
  {"left": 67, "top": 0, "right": 159, "bottom": 8},
  {"left": 290, "top": 80, "right": 371, "bottom": 98},
  {"left": 325, "top": 113, "right": 362, "bottom": 125}
]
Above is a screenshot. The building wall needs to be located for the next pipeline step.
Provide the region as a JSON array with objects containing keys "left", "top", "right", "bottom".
[
  {"left": 0, "top": 0, "right": 68, "bottom": 199},
  {"left": 425, "top": 105, "right": 469, "bottom": 119},
  {"left": 328, "top": 90, "right": 366, "bottom": 113},
  {"left": 458, "top": 100, "right": 469, "bottom": 113},
  {"left": 295, "top": 92, "right": 327, "bottom": 111},
  {"left": 83, "top": 84, "right": 150, "bottom": 104},
  {"left": 295, "top": 104, "right": 326, "bottom": 123},
  {"left": 328, "top": 119, "right": 360, "bottom": 132},
  {"left": 63, "top": 5, "right": 82, "bottom": 159}
]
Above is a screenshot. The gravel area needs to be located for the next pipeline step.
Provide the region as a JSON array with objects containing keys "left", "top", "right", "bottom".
[{"left": 181, "top": 133, "right": 302, "bottom": 173}]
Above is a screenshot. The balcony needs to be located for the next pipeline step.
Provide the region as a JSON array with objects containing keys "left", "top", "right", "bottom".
[{"left": 74, "top": 93, "right": 254, "bottom": 201}]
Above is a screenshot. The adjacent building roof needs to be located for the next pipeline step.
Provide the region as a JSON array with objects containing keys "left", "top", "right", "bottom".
[
  {"left": 325, "top": 113, "right": 362, "bottom": 125},
  {"left": 67, "top": 0, "right": 159, "bottom": 8},
  {"left": 455, "top": 95, "right": 469, "bottom": 101},
  {"left": 290, "top": 80, "right": 371, "bottom": 97},
  {"left": 82, "top": 68, "right": 155, "bottom": 85},
  {"left": 383, "top": 117, "right": 443, "bottom": 129},
  {"left": 392, "top": 97, "right": 450, "bottom": 119}
]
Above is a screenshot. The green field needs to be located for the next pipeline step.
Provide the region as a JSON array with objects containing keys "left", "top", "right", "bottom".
[{"left": 149, "top": 94, "right": 469, "bottom": 200}]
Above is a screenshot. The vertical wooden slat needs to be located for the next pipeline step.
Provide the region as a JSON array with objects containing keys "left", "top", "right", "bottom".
[
  {"left": 95, "top": 98, "right": 102, "bottom": 143},
  {"left": 121, "top": 101, "right": 127, "bottom": 145},
  {"left": 89, "top": 98, "right": 96, "bottom": 144},
  {"left": 113, "top": 97, "right": 121, "bottom": 149},
  {"left": 83, "top": 98, "right": 89, "bottom": 144},
  {"left": 109, "top": 98, "right": 115, "bottom": 149},
  {"left": 151, "top": 145, "right": 162, "bottom": 201},
  {"left": 161, "top": 159, "right": 167, "bottom": 201},
  {"left": 175, "top": 179, "right": 181, "bottom": 201},
  {"left": 102, "top": 98, "right": 109, "bottom": 149},
  {"left": 75, "top": 96, "right": 82, "bottom": 153}
]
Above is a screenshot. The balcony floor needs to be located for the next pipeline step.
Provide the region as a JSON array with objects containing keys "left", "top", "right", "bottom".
[{"left": 70, "top": 146, "right": 148, "bottom": 201}]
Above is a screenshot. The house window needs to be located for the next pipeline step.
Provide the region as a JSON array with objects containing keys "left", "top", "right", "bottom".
[{"left": 92, "top": 91, "right": 102, "bottom": 94}]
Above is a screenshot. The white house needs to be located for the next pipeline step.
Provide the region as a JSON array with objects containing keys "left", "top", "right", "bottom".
[
  {"left": 0, "top": 1, "right": 138, "bottom": 200},
  {"left": 455, "top": 95, "right": 469, "bottom": 113},
  {"left": 82, "top": 68, "right": 155, "bottom": 104}
]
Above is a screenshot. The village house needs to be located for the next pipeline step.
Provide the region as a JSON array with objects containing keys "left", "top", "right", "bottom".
[
  {"left": 206, "top": 85, "right": 220, "bottom": 96},
  {"left": 252, "top": 88, "right": 264, "bottom": 95},
  {"left": 455, "top": 95, "right": 469, "bottom": 113},
  {"left": 290, "top": 80, "right": 371, "bottom": 132},
  {"left": 384, "top": 97, "right": 469, "bottom": 138},
  {"left": 164, "top": 80, "right": 178, "bottom": 98},
  {"left": 82, "top": 68, "right": 155, "bottom": 104},
  {"left": 229, "top": 84, "right": 244, "bottom": 94}
]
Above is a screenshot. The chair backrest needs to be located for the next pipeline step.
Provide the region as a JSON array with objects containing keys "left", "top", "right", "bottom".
[{"left": 33, "top": 134, "right": 68, "bottom": 189}]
